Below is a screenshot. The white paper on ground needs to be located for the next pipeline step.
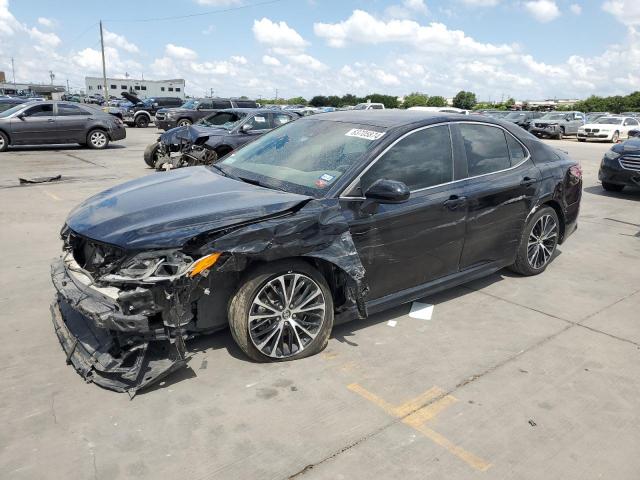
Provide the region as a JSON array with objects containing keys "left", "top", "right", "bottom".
[
  {"left": 409, "top": 302, "right": 434, "bottom": 320},
  {"left": 387, "top": 320, "right": 397, "bottom": 327}
]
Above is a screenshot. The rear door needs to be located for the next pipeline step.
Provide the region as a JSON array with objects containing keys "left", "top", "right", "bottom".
[
  {"left": 54, "top": 103, "right": 92, "bottom": 142},
  {"left": 9, "top": 103, "right": 56, "bottom": 144},
  {"left": 623, "top": 118, "right": 639, "bottom": 138},
  {"left": 454, "top": 122, "right": 539, "bottom": 269},
  {"left": 341, "top": 124, "right": 467, "bottom": 300}
]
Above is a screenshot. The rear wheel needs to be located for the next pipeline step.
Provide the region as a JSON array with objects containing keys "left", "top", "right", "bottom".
[
  {"left": 602, "top": 182, "right": 624, "bottom": 192},
  {"left": 144, "top": 142, "right": 160, "bottom": 167},
  {"left": 509, "top": 206, "right": 559, "bottom": 276},
  {"left": 229, "top": 260, "right": 334, "bottom": 362},
  {"left": 0, "top": 131, "right": 8, "bottom": 152},
  {"left": 177, "top": 118, "right": 192, "bottom": 127},
  {"left": 135, "top": 115, "right": 150, "bottom": 128},
  {"left": 87, "top": 129, "right": 109, "bottom": 149}
]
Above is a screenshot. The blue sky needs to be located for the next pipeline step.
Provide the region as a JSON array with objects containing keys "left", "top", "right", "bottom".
[{"left": 1, "top": 0, "right": 638, "bottom": 100}]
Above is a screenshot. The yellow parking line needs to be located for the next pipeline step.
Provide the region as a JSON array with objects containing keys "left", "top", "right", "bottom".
[
  {"left": 348, "top": 383, "right": 492, "bottom": 472},
  {"left": 41, "top": 189, "right": 62, "bottom": 201}
]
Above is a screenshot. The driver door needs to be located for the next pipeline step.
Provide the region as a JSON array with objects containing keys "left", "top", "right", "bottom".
[
  {"left": 10, "top": 103, "right": 57, "bottom": 144},
  {"left": 340, "top": 124, "right": 467, "bottom": 301}
]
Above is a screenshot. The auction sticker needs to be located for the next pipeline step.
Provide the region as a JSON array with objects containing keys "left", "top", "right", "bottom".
[{"left": 345, "top": 128, "right": 385, "bottom": 141}]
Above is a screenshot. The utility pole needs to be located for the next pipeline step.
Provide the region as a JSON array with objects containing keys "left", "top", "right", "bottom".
[
  {"left": 11, "top": 56, "right": 16, "bottom": 88},
  {"left": 210, "top": 88, "right": 214, "bottom": 98},
  {"left": 66, "top": 79, "right": 70, "bottom": 93},
  {"left": 99, "top": 21, "right": 109, "bottom": 102},
  {"left": 275, "top": 88, "right": 278, "bottom": 102}
]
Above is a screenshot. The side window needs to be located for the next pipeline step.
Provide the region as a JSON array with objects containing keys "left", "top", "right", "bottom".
[
  {"left": 273, "top": 114, "right": 292, "bottom": 126},
  {"left": 58, "top": 104, "right": 90, "bottom": 116},
  {"left": 361, "top": 125, "right": 453, "bottom": 192},
  {"left": 200, "top": 102, "right": 214, "bottom": 110},
  {"left": 248, "top": 114, "right": 271, "bottom": 131},
  {"left": 23, "top": 104, "right": 53, "bottom": 117},
  {"left": 505, "top": 133, "right": 527, "bottom": 165},
  {"left": 624, "top": 118, "right": 638, "bottom": 126},
  {"left": 459, "top": 124, "right": 511, "bottom": 176},
  {"left": 212, "top": 100, "right": 231, "bottom": 109}
]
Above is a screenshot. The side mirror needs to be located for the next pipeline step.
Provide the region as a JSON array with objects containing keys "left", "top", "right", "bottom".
[
  {"left": 241, "top": 123, "right": 253, "bottom": 133},
  {"left": 361, "top": 179, "right": 410, "bottom": 214},
  {"left": 17, "top": 113, "right": 25, "bottom": 120}
]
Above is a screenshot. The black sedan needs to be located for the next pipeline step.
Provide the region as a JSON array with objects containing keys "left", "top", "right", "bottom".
[
  {"left": 0, "top": 101, "right": 126, "bottom": 151},
  {"left": 51, "top": 111, "right": 582, "bottom": 393},
  {"left": 599, "top": 136, "right": 640, "bottom": 191},
  {"left": 144, "top": 108, "right": 296, "bottom": 170}
]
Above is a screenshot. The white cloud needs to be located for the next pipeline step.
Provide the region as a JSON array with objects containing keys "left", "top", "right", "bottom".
[
  {"left": 0, "top": 0, "right": 20, "bottom": 36},
  {"left": 253, "top": 18, "right": 308, "bottom": 54},
  {"left": 603, "top": 0, "right": 640, "bottom": 26},
  {"left": 195, "top": 0, "right": 242, "bottom": 4},
  {"left": 314, "top": 10, "right": 514, "bottom": 55},
  {"left": 28, "top": 27, "right": 60, "bottom": 47},
  {"left": 569, "top": 3, "right": 582, "bottom": 15},
  {"left": 165, "top": 43, "right": 198, "bottom": 60},
  {"left": 37, "top": 17, "right": 54, "bottom": 27},
  {"left": 374, "top": 69, "right": 401, "bottom": 86},
  {"left": 524, "top": 0, "right": 561, "bottom": 22},
  {"left": 262, "top": 55, "right": 281, "bottom": 66},
  {"left": 460, "top": 0, "right": 500, "bottom": 6},
  {"left": 104, "top": 29, "right": 139, "bottom": 54},
  {"left": 287, "top": 53, "right": 328, "bottom": 71},
  {"left": 386, "top": 0, "right": 429, "bottom": 18},
  {"left": 231, "top": 55, "right": 247, "bottom": 64}
]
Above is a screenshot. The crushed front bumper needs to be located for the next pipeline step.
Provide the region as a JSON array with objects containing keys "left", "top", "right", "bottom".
[{"left": 50, "top": 258, "right": 186, "bottom": 395}]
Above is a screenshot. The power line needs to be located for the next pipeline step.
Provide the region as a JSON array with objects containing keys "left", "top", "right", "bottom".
[{"left": 104, "top": 0, "right": 289, "bottom": 23}]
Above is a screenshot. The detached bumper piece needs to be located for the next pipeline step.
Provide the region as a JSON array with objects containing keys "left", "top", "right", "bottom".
[{"left": 50, "top": 259, "right": 186, "bottom": 395}]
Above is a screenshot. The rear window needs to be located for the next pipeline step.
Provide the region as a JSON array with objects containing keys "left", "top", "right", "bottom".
[{"left": 459, "top": 124, "right": 511, "bottom": 176}]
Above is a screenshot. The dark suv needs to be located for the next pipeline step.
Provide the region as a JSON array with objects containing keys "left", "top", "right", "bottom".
[
  {"left": 155, "top": 98, "right": 258, "bottom": 131},
  {"left": 121, "top": 93, "right": 183, "bottom": 128},
  {"left": 503, "top": 111, "right": 545, "bottom": 131}
]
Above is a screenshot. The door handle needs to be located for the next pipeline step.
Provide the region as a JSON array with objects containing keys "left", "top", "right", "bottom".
[
  {"left": 520, "top": 176, "right": 537, "bottom": 187},
  {"left": 443, "top": 195, "right": 467, "bottom": 211},
  {"left": 47, "top": 119, "right": 55, "bottom": 122}
]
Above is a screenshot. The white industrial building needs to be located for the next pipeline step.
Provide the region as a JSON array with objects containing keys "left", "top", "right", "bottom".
[{"left": 84, "top": 77, "right": 186, "bottom": 99}]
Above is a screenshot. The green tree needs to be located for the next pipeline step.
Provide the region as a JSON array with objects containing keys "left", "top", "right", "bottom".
[
  {"left": 287, "top": 96, "right": 307, "bottom": 105},
  {"left": 402, "top": 92, "right": 429, "bottom": 108},
  {"left": 426, "top": 95, "right": 447, "bottom": 107},
  {"left": 505, "top": 97, "right": 515, "bottom": 107},
  {"left": 309, "top": 95, "right": 329, "bottom": 107},
  {"left": 340, "top": 94, "right": 360, "bottom": 106},
  {"left": 365, "top": 93, "right": 399, "bottom": 109},
  {"left": 452, "top": 91, "right": 477, "bottom": 110}
]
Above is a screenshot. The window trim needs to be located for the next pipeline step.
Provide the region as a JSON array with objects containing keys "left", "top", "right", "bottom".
[{"left": 339, "top": 120, "right": 531, "bottom": 200}]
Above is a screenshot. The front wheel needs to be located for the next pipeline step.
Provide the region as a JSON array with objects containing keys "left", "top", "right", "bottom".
[
  {"left": 611, "top": 131, "right": 619, "bottom": 143},
  {"left": 144, "top": 142, "right": 160, "bottom": 167},
  {"left": 229, "top": 260, "right": 334, "bottom": 362},
  {"left": 602, "top": 182, "right": 624, "bottom": 192},
  {"left": 556, "top": 128, "right": 564, "bottom": 140},
  {"left": 87, "top": 129, "right": 109, "bottom": 149},
  {"left": 135, "top": 115, "right": 150, "bottom": 128},
  {"left": 177, "top": 118, "right": 192, "bottom": 127},
  {"left": 509, "top": 206, "right": 559, "bottom": 276}
]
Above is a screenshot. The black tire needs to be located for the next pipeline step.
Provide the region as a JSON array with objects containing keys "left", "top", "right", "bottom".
[
  {"left": 556, "top": 128, "right": 564, "bottom": 140},
  {"left": 611, "top": 131, "right": 619, "bottom": 143},
  {"left": 144, "top": 142, "right": 160, "bottom": 168},
  {"left": 135, "top": 115, "right": 150, "bottom": 128},
  {"left": 0, "top": 131, "right": 8, "bottom": 152},
  {"left": 577, "top": 138, "right": 586, "bottom": 142},
  {"left": 228, "top": 259, "right": 334, "bottom": 362},
  {"left": 177, "top": 118, "right": 192, "bottom": 127},
  {"left": 86, "top": 129, "right": 109, "bottom": 149},
  {"left": 602, "top": 182, "right": 624, "bottom": 192},
  {"left": 509, "top": 206, "right": 560, "bottom": 276}
]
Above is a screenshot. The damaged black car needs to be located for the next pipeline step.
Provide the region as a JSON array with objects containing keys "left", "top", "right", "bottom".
[
  {"left": 144, "top": 108, "right": 296, "bottom": 170},
  {"left": 51, "top": 111, "right": 582, "bottom": 394}
]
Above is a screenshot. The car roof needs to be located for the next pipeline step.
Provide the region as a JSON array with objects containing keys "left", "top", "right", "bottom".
[
  {"left": 304, "top": 109, "right": 489, "bottom": 128},
  {"left": 217, "top": 108, "right": 293, "bottom": 114}
]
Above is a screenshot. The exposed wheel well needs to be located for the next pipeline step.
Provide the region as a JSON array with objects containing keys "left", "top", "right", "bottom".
[
  {"left": 542, "top": 200, "right": 566, "bottom": 242},
  {"left": 0, "top": 128, "right": 10, "bottom": 143},
  {"left": 215, "top": 145, "right": 234, "bottom": 158}
]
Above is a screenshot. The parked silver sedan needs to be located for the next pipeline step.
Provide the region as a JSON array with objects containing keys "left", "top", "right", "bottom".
[{"left": 0, "top": 101, "right": 126, "bottom": 152}]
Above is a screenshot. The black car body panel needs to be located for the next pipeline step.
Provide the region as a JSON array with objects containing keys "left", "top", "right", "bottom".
[
  {"left": 598, "top": 138, "right": 640, "bottom": 188},
  {"left": 51, "top": 111, "right": 581, "bottom": 393}
]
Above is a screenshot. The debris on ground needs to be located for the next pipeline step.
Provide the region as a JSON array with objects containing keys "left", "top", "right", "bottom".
[{"left": 19, "top": 174, "right": 62, "bottom": 184}]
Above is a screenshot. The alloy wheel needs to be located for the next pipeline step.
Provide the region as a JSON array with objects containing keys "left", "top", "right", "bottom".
[
  {"left": 527, "top": 214, "right": 558, "bottom": 269},
  {"left": 178, "top": 120, "right": 192, "bottom": 127},
  {"left": 90, "top": 131, "right": 107, "bottom": 148},
  {"left": 0, "top": 136, "right": 5, "bottom": 150},
  {"left": 248, "top": 273, "right": 326, "bottom": 359}
]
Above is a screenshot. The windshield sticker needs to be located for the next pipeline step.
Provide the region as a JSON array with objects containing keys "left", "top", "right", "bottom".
[
  {"left": 345, "top": 128, "right": 385, "bottom": 141},
  {"left": 254, "top": 116, "right": 266, "bottom": 123},
  {"left": 319, "top": 173, "right": 335, "bottom": 183}
]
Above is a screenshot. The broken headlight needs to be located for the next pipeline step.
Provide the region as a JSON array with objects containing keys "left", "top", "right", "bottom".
[{"left": 101, "top": 250, "right": 221, "bottom": 283}]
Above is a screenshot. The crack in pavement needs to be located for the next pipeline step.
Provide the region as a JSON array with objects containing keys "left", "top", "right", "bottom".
[
  {"left": 286, "top": 321, "right": 573, "bottom": 478},
  {"left": 64, "top": 152, "right": 107, "bottom": 169}
]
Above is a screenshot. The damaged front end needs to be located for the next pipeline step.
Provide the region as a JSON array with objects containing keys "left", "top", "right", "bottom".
[
  {"left": 50, "top": 185, "right": 368, "bottom": 394},
  {"left": 153, "top": 126, "right": 221, "bottom": 171},
  {"left": 50, "top": 231, "right": 217, "bottom": 395}
]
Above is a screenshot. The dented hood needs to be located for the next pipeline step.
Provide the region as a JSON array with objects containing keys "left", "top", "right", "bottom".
[
  {"left": 65, "top": 167, "right": 310, "bottom": 249},
  {"left": 160, "top": 124, "right": 227, "bottom": 145}
]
